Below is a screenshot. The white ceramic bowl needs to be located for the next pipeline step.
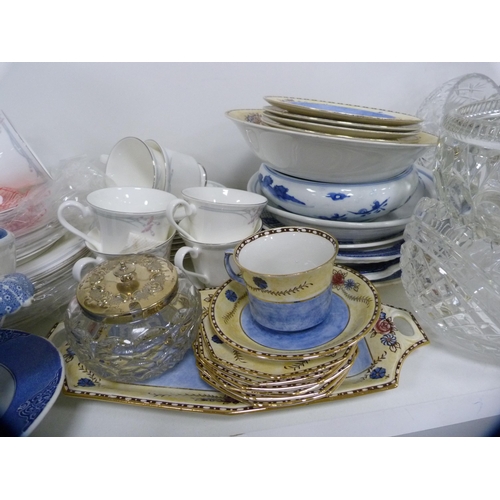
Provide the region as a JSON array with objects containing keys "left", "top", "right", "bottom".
[
  {"left": 258, "top": 163, "right": 421, "bottom": 222},
  {"left": 248, "top": 167, "right": 435, "bottom": 243},
  {"left": 227, "top": 109, "right": 437, "bottom": 183}
]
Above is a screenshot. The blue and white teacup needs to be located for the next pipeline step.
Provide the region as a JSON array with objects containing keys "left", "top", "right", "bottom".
[{"left": 224, "top": 226, "right": 338, "bottom": 332}]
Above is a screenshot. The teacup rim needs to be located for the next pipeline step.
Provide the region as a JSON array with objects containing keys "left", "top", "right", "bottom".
[
  {"left": 233, "top": 226, "right": 339, "bottom": 277},
  {"left": 181, "top": 186, "right": 267, "bottom": 207}
]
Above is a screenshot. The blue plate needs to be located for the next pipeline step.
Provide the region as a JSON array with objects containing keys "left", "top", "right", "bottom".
[{"left": 0, "top": 329, "right": 64, "bottom": 437}]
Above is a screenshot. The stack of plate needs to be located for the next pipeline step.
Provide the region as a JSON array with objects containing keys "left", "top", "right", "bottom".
[
  {"left": 261, "top": 96, "right": 424, "bottom": 141},
  {"left": 194, "top": 264, "right": 381, "bottom": 408}
]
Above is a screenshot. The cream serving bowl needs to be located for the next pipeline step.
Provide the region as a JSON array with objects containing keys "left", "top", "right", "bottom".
[{"left": 227, "top": 109, "right": 437, "bottom": 183}]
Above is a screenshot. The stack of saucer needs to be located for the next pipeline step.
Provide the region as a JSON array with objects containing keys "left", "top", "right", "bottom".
[{"left": 194, "top": 265, "right": 381, "bottom": 408}]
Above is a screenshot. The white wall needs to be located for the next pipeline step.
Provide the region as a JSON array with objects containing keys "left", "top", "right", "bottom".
[{"left": 1, "top": 62, "right": 499, "bottom": 189}]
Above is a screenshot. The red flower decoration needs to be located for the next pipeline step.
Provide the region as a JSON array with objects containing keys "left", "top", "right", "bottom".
[
  {"left": 332, "top": 270, "right": 346, "bottom": 287},
  {"left": 374, "top": 317, "right": 395, "bottom": 334}
]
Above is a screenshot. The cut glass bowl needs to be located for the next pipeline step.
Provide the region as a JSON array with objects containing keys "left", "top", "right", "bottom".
[{"left": 400, "top": 196, "right": 500, "bottom": 360}]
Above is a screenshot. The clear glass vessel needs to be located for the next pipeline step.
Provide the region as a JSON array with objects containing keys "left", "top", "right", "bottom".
[
  {"left": 400, "top": 197, "right": 500, "bottom": 360},
  {"left": 64, "top": 254, "right": 202, "bottom": 383},
  {"left": 434, "top": 97, "right": 500, "bottom": 241}
]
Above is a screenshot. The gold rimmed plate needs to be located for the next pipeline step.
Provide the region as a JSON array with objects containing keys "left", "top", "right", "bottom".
[
  {"left": 209, "top": 265, "right": 381, "bottom": 361},
  {"left": 263, "top": 106, "right": 422, "bottom": 132},
  {"left": 261, "top": 112, "right": 420, "bottom": 141},
  {"left": 197, "top": 354, "right": 354, "bottom": 408},
  {"left": 195, "top": 332, "right": 357, "bottom": 394},
  {"left": 196, "top": 342, "right": 358, "bottom": 399},
  {"left": 264, "top": 96, "right": 422, "bottom": 126},
  {"left": 198, "top": 310, "right": 358, "bottom": 383},
  {"left": 261, "top": 113, "right": 421, "bottom": 143}
]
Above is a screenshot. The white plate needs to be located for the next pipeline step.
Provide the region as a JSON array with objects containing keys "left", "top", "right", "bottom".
[
  {"left": 17, "top": 232, "right": 87, "bottom": 280},
  {"left": 0, "top": 329, "right": 64, "bottom": 436},
  {"left": 264, "top": 96, "right": 422, "bottom": 126},
  {"left": 338, "top": 234, "right": 404, "bottom": 250},
  {"left": 249, "top": 168, "right": 435, "bottom": 243}
]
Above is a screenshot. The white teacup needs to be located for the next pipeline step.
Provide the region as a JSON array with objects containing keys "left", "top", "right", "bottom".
[
  {"left": 164, "top": 148, "right": 207, "bottom": 197},
  {"left": 73, "top": 226, "right": 177, "bottom": 281},
  {"left": 224, "top": 226, "right": 339, "bottom": 332},
  {"left": 58, "top": 187, "right": 177, "bottom": 254},
  {"left": 104, "top": 137, "right": 164, "bottom": 190},
  {"left": 166, "top": 186, "right": 267, "bottom": 244},
  {"left": 174, "top": 219, "right": 263, "bottom": 288},
  {"left": 0, "top": 111, "right": 52, "bottom": 190}
]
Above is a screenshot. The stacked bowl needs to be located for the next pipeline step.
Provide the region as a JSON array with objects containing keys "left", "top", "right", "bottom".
[{"left": 227, "top": 96, "right": 438, "bottom": 283}]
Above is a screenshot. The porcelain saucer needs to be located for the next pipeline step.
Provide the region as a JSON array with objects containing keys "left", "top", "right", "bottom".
[
  {"left": 209, "top": 265, "right": 380, "bottom": 360},
  {"left": 0, "top": 329, "right": 64, "bottom": 436}
]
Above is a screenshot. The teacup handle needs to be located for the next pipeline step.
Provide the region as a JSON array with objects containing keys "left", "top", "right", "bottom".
[
  {"left": 165, "top": 198, "right": 197, "bottom": 240},
  {"left": 57, "top": 200, "right": 101, "bottom": 250},
  {"left": 223, "top": 249, "right": 245, "bottom": 285},
  {"left": 174, "top": 246, "right": 208, "bottom": 284},
  {"left": 72, "top": 256, "right": 105, "bottom": 281}
]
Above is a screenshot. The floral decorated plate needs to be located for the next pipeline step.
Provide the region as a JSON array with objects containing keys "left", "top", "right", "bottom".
[
  {"left": 196, "top": 348, "right": 356, "bottom": 407},
  {"left": 197, "top": 312, "right": 359, "bottom": 382},
  {"left": 209, "top": 265, "right": 381, "bottom": 360},
  {"left": 0, "top": 329, "right": 64, "bottom": 436},
  {"left": 264, "top": 96, "right": 423, "bottom": 126},
  {"left": 193, "top": 343, "right": 357, "bottom": 396}
]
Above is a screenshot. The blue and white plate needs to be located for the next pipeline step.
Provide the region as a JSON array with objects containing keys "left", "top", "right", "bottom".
[
  {"left": 0, "top": 329, "right": 64, "bottom": 436},
  {"left": 337, "top": 241, "right": 402, "bottom": 264}
]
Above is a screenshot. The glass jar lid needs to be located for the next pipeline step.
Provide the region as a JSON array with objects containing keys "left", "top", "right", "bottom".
[
  {"left": 442, "top": 98, "right": 500, "bottom": 148},
  {"left": 76, "top": 254, "right": 178, "bottom": 324}
]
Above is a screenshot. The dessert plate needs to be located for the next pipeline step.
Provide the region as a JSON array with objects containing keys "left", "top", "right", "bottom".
[
  {"left": 196, "top": 337, "right": 357, "bottom": 395},
  {"left": 0, "top": 329, "right": 64, "bottom": 436},
  {"left": 196, "top": 348, "right": 356, "bottom": 407},
  {"left": 198, "top": 312, "right": 359, "bottom": 382},
  {"left": 209, "top": 265, "right": 380, "bottom": 360},
  {"left": 264, "top": 96, "right": 423, "bottom": 126}
]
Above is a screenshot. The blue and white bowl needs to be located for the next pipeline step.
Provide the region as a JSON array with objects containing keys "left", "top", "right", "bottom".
[{"left": 258, "top": 162, "right": 422, "bottom": 222}]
